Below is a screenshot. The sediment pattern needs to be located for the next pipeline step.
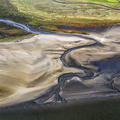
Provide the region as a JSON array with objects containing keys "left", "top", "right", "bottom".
[{"left": 0, "top": 19, "right": 120, "bottom": 107}]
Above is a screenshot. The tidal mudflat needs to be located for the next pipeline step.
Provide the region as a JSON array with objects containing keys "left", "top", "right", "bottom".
[
  {"left": 0, "top": 33, "right": 93, "bottom": 106},
  {"left": 0, "top": 22, "right": 120, "bottom": 108}
]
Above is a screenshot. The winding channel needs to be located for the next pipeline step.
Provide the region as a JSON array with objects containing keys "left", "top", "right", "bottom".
[
  {"left": 0, "top": 18, "right": 99, "bottom": 71},
  {"left": 0, "top": 17, "right": 120, "bottom": 104},
  {"left": 0, "top": 18, "right": 100, "bottom": 102},
  {"left": 52, "top": 0, "right": 120, "bottom": 11}
]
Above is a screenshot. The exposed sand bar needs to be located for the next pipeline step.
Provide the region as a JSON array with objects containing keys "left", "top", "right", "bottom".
[
  {"left": 0, "top": 20, "right": 120, "bottom": 107},
  {"left": 0, "top": 34, "right": 95, "bottom": 107}
]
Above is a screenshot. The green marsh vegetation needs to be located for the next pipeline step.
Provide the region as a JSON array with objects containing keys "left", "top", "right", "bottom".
[
  {"left": 1, "top": 0, "right": 120, "bottom": 26},
  {"left": 0, "top": 0, "right": 38, "bottom": 41},
  {"left": 0, "top": 22, "right": 36, "bottom": 42},
  {"left": 9, "top": 0, "right": 120, "bottom": 22},
  {"left": 1, "top": 0, "right": 120, "bottom": 41}
]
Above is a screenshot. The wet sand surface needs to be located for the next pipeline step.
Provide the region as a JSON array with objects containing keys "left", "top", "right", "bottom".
[{"left": 0, "top": 21, "right": 120, "bottom": 107}]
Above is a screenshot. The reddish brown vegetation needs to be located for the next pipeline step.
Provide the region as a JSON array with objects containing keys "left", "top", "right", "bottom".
[{"left": 51, "top": 26, "right": 87, "bottom": 34}]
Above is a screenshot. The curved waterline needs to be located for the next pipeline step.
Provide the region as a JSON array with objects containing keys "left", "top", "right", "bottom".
[{"left": 52, "top": 0, "right": 120, "bottom": 11}]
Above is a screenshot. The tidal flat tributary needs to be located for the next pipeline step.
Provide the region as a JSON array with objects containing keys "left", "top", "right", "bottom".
[{"left": 0, "top": 18, "right": 120, "bottom": 108}]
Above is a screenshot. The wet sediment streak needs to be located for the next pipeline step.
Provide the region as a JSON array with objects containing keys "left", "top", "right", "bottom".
[{"left": 0, "top": 19, "right": 120, "bottom": 107}]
